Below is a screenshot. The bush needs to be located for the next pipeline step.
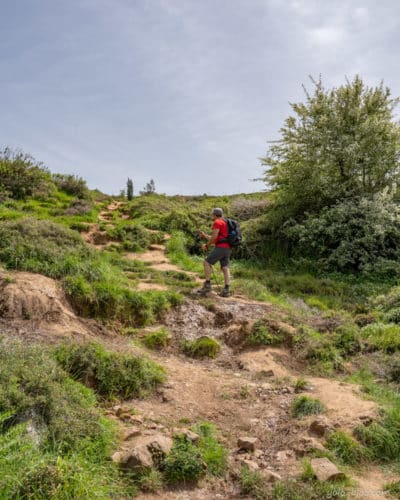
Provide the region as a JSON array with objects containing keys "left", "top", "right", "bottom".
[
  {"left": 182, "top": 336, "right": 221, "bottom": 359},
  {"left": 162, "top": 437, "right": 204, "bottom": 484},
  {"left": 108, "top": 221, "right": 151, "bottom": 251},
  {"left": 52, "top": 173, "right": 89, "bottom": 198},
  {"left": 63, "top": 199, "right": 93, "bottom": 216},
  {"left": 284, "top": 193, "right": 400, "bottom": 274},
  {"left": 55, "top": 342, "right": 166, "bottom": 399},
  {"left": 291, "top": 396, "right": 325, "bottom": 418},
  {"left": 384, "top": 480, "right": 400, "bottom": 496},
  {"left": 142, "top": 328, "right": 171, "bottom": 350},
  {"left": 0, "top": 147, "right": 53, "bottom": 200},
  {"left": 137, "top": 469, "right": 163, "bottom": 492},
  {"left": 247, "top": 319, "right": 284, "bottom": 347},
  {"left": 325, "top": 431, "right": 370, "bottom": 465},
  {"left": 361, "top": 323, "right": 400, "bottom": 352}
]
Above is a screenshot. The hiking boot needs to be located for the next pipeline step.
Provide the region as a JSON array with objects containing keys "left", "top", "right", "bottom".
[
  {"left": 219, "top": 287, "right": 230, "bottom": 297},
  {"left": 197, "top": 281, "right": 212, "bottom": 294}
]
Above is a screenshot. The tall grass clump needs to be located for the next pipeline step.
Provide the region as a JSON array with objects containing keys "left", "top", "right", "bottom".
[
  {"left": 55, "top": 342, "right": 166, "bottom": 399},
  {"left": 191, "top": 422, "right": 228, "bottom": 476},
  {"left": 360, "top": 322, "right": 400, "bottom": 352},
  {"left": 291, "top": 395, "right": 325, "bottom": 418},
  {"left": 0, "top": 340, "right": 126, "bottom": 499}
]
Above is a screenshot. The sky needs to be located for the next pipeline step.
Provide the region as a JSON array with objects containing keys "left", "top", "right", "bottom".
[{"left": 1, "top": 0, "right": 400, "bottom": 195}]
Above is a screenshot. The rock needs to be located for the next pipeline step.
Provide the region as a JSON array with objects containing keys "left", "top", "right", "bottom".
[
  {"left": 118, "top": 412, "right": 132, "bottom": 421},
  {"left": 292, "top": 436, "right": 325, "bottom": 457},
  {"left": 146, "top": 435, "right": 174, "bottom": 456},
  {"left": 254, "top": 449, "right": 264, "bottom": 459},
  {"left": 120, "top": 445, "right": 153, "bottom": 471},
  {"left": 310, "top": 458, "right": 345, "bottom": 482},
  {"left": 238, "top": 436, "right": 259, "bottom": 452},
  {"left": 276, "top": 450, "right": 293, "bottom": 462},
  {"left": 241, "top": 459, "right": 259, "bottom": 470},
  {"left": 124, "top": 427, "right": 141, "bottom": 441},
  {"left": 309, "top": 416, "right": 333, "bottom": 437},
  {"left": 111, "top": 451, "right": 123, "bottom": 463},
  {"left": 263, "top": 470, "right": 282, "bottom": 483},
  {"left": 130, "top": 415, "right": 144, "bottom": 424},
  {"left": 260, "top": 369, "right": 275, "bottom": 377},
  {"left": 181, "top": 429, "right": 201, "bottom": 444}
]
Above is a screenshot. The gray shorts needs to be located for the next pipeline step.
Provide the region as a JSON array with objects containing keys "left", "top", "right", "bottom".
[{"left": 205, "top": 247, "right": 231, "bottom": 268}]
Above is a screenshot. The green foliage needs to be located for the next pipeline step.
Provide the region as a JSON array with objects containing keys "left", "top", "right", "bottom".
[
  {"left": 291, "top": 396, "right": 324, "bottom": 418},
  {"left": 0, "top": 147, "right": 54, "bottom": 200},
  {"left": 325, "top": 431, "right": 370, "bottom": 465},
  {"left": 263, "top": 76, "right": 400, "bottom": 217},
  {"left": 137, "top": 469, "right": 163, "bottom": 492},
  {"left": 162, "top": 436, "right": 204, "bottom": 484},
  {"left": 284, "top": 193, "right": 400, "bottom": 274},
  {"left": 140, "top": 179, "right": 156, "bottom": 196},
  {"left": 182, "top": 336, "right": 221, "bottom": 359},
  {"left": 55, "top": 342, "right": 165, "bottom": 399},
  {"left": 361, "top": 323, "right": 400, "bottom": 352},
  {"left": 192, "top": 422, "right": 228, "bottom": 476},
  {"left": 0, "top": 341, "right": 125, "bottom": 499},
  {"left": 108, "top": 221, "right": 151, "bottom": 251},
  {"left": 126, "top": 178, "right": 134, "bottom": 201},
  {"left": 384, "top": 480, "right": 400, "bottom": 497},
  {"left": 239, "top": 465, "right": 267, "bottom": 500},
  {"left": 247, "top": 319, "right": 284, "bottom": 346},
  {"left": 294, "top": 378, "right": 308, "bottom": 392},
  {"left": 52, "top": 173, "right": 89, "bottom": 198},
  {"left": 142, "top": 327, "right": 171, "bottom": 350}
]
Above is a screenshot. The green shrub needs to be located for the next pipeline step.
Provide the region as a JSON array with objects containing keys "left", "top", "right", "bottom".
[
  {"left": 0, "top": 147, "right": 54, "bottom": 200},
  {"left": 247, "top": 319, "right": 284, "bottom": 346},
  {"left": 182, "top": 336, "right": 221, "bottom": 359},
  {"left": 162, "top": 437, "right": 204, "bottom": 484},
  {"left": 0, "top": 341, "right": 125, "bottom": 499},
  {"left": 52, "top": 173, "right": 89, "bottom": 198},
  {"left": 55, "top": 342, "right": 166, "bottom": 399},
  {"left": 291, "top": 396, "right": 325, "bottom": 418},
  {"left": 272, "top": 478, "right": 347, "bottom": 499},
  {"left": 239, "top": 465, "right": 267, "bottom": 500},
  {"left": 192, "top": 422, "right": 228, "bottom": 476},
  {"left": 294, "top": 378, "right": 308, "bottom": 392},
  {"left": 326, "top": 431, "right": 369, "bottom": 465},
  {"left": 142, "top": 328, "right": 171, "bottom": 350},
  {"left": 361, "top": 323, "right": 400, "bottom": 352},
  {"left": 137, "top": 469, "right": 163, "bottom": 492},
  {"left": 108, "top": 221, "right": 151, "bottom": 251}
]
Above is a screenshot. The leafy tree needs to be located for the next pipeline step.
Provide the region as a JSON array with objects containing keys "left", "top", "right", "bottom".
[
  {"left": 140, "top": 179, "right": 156, "bottom": 196},
  {"left": 127, "top": 177, "right": 134, "bottom": 200},
  {"left": 262, "top": 76, "right": 400, "bottom": 218},
  {"left": 52, "top": 173, "right": 88, "bottom": 198},
  {"left": 0, "top": 147, "right": 53, "bottom": 200}
]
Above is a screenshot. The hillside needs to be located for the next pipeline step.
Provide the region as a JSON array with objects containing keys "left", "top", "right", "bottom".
[{"left": 1, "top": 168, "right": 400, "bottom": 498}]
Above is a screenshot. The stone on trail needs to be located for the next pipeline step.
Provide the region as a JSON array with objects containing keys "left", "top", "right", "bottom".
[
  {"left": 120, "top": 445, "right": 153, "bottom": 471},
  {"left": 123, "top": 427, "right": 141, "bottom": 441},
  {"left": 263, "top": 470, "right": 282, "bottom": 483},
  {"left": 238, "top": 436, "right": 259, "bottom": 451},
  {"left": 241, "top": 459, "right": 259, "bottom": 470},
  {"left": 310, "top": 457, "right": 345, "bottom": 482},
  {"left": 308, "top": 416, "right": 333, "bottom": 437}
]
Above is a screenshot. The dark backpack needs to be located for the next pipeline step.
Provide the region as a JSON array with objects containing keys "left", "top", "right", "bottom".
[{"left": 223, "top": 218, "right": 242, "bottom": 247}]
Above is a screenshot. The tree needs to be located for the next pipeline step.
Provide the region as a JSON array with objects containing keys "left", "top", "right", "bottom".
[
  {"left": 126, "top": 178, "right": 134, "bottom": 200},
  {"left": 140, "top": 179, "right": 156, "bottom": 195},
  {"left": 262, "top": 76, "right": 400, "bottom": 218}
]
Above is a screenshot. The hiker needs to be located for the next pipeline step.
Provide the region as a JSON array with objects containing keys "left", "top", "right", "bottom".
[{"left": 197, "top": 207, "right": 231, "bottom": 297}]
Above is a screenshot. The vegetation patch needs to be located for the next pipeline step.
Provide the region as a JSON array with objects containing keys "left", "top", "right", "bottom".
[
  {"left": 0, "top": 340, "right": 128, "bottom": 499},
  {"left": 182, "top": 336, "right": 221, "bottom": 359},
  {"left": 325, "top": 431, "right": 370, "bottom": 465},
  {"left": 291, "top": 395, "right": 325, "bottom": 418},
  {"left": 162, "top": 436, "right": 205, "bottom": 484},
  {"left": 361, "top": 323, "right": 400, "bottom": 353},
  {"left": 191, "top": 422, "right": 228, "bottom": 476},
  {"left": 55, "top": 342, "right": 166, "bottom": 399},
  {"left": 247, "top": 319, "right": 284, "bottom": 347},
  {"left": 239, "top": 465, "right": 267, "bottom": 500},
  {"left": 142, "top": 327, "right": 171, "bottom": 350}
]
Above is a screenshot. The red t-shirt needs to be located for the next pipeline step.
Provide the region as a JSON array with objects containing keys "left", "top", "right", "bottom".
[{"left": 213, "top": 218, "right": 230, "bottom": 248}]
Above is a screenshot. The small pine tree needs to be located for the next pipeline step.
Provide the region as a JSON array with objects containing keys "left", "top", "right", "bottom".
[{"left": 127, "top": 178, "right": 134, "bottom": 200}]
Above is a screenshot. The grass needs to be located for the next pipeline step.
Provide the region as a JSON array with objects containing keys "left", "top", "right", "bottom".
[
  {"left": 325, "top": 431, "right": 370, "bottom": 465},
  {"left": 191, "top": 422, "right": 228, "bottom": 476},
  {"left": 239, "top": 465, "right": 268, "bottom": 500},
  {"left": 361, "top": 323, "right": 400, "bottom": 352},
  {"left": 162, "top": 436, "right": 204, "bottom": 484},
  {"left": 55, "top": 342, "right": 166, "bottom": 399},
  {"left": 182, "top": 336, "right": 221, "bottom": 359},
  {"left": 0, "top": 340, "right": 133, "bottom": 499},
  {"left": 384, "top": 480, "right": 400, "bottom": 497},
  {"left": 247, "top": 319, "right": 285, "bottom": 346},
  {"left": 291, "top": 396, "right": 325, "bottom": 418},
  {"left": 142, "top": 327, "right": 171, "bottom": 350}
]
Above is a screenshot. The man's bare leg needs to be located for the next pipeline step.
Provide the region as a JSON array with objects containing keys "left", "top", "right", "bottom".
[
  {"left": 222, "top": 266, "right": 230, "bottom": 287},
  {"left": 204, "top": 260, "right": 212, "bottom": 281}
]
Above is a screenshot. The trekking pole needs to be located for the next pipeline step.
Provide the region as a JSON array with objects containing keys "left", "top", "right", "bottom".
[{"left": 211, "top": 265, "right": 222, "bottom": 293}]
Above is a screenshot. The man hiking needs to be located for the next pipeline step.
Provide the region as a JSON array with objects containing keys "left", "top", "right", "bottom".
[{"left": 197, "top": 207, "right": 231, "bottom": 297}]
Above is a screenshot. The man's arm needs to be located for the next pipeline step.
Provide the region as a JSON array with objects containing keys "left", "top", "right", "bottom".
[{"left": 202, "top": 228, "right": 219, "bottom": 251}]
